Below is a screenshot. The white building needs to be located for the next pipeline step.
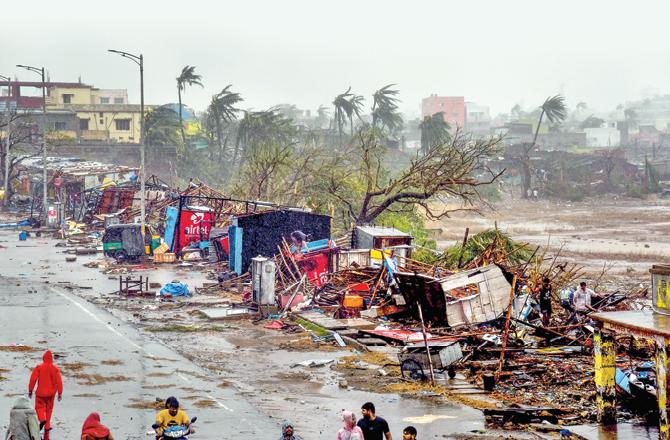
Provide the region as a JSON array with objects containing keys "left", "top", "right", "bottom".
[
  {"left": 584, "top": 122, "right": 620, "bottom": 147},
  {"left": 465, "top": 102, "right": 491, "bottom": 135}
]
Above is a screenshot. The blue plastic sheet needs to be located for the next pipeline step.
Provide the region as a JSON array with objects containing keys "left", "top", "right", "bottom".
[{"left": 159, "top": 282, "right": 191, "bottom": 297}]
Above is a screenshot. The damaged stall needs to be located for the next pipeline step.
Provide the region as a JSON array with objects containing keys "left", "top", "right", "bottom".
[{"left": 394, "top": 265, "right": 517, "bottom": 327}]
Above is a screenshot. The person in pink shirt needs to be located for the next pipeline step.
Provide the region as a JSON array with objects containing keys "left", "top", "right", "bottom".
[{"left": 337, "top": 410, "right": 364, "bottom": 440}]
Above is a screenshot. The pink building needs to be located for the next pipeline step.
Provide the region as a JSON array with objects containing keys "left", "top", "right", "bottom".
[{"left": 421, "top": 95, "right": 465, "bottom": 128}]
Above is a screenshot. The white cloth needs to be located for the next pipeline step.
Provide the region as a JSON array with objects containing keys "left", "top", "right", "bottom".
[{"left": 573, "top": 287, "right": 593, "bottom": 311}]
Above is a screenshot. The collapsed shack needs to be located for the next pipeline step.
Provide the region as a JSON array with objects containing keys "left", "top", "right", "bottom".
[
  {"left": 12, "top": 156, "right": 139, "bottom": 223},
  {"left": 238, "top": 227, "right": 658, "bottom": 429}
]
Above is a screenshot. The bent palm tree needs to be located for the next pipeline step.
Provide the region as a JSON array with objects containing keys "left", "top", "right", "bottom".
[
  {"left": 347, "top": 94, "right": 365, "bottom": 135},
  {"left": 372, "top": 84, "right": 402, "bottom": 134},
  {"left": 208, "top": 85, "right": 243, "bottom": 158},
  {"left": 333, "top": 88, "right": 353, "bottom": 144},
  {"left": 176, "top": 65, "right": 203, "bottom": 146},
  {"left": 521, "top": 94, "right": 567, "bottom": 197}
]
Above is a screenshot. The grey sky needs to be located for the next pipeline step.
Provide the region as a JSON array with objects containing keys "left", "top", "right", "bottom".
[{"left": 2, "top": 0, "right": 669, "bottom": 118}]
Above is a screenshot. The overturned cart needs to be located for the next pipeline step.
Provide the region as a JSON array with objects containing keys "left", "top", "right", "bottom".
[{"left": 399, "top": 340, "right": 463, "bottom": 381}]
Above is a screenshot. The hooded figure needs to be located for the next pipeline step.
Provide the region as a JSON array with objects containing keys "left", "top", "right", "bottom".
[
  {"left": 337, "top": 411, "right": 364, "bottom": 440},
  {"left": 5, "top": 397, "right": 41, "bottom": 440},
  {"left": 81, "top": 412, "right": 113, "bottom": 440},
  {"left": 279, "top": 420, "right": 300, "bottom": 440},
  {"left": 28, "top": 350, "right": 63, "bottom": 434}
]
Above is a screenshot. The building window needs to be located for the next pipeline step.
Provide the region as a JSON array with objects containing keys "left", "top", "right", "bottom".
[
  {"left": 113, "top": 97, "right": 124, "bottom": 104},
  {"left": 115, "top": 119, "right": 131, "bottom": 130},
  {"left": 54, "top": 121, "right": 67, "bottom": 130},
  {"left": 100, "top": 97, "right": 110, "bottom": 104},
  {"left": 99, "top": 119, "right": 104, "bottom": 125},
  {"left": 62, "top": 94, "right": 73, "bottom": 104},
  {"left": 79, "top": 119, "right": 89, "bottom": 130}
]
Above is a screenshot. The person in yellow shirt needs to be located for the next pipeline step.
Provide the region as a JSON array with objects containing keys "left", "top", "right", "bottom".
[{"left": 155, "top": 397, "right": 192, "bottom": 439}]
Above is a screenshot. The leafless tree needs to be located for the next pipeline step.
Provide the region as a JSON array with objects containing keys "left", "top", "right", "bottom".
[
  {"left": 316, "top": 129, "right": 505, "bottom": 225},
  {"left": 0, "top": 112, "right": 44, "bottom": 202}
]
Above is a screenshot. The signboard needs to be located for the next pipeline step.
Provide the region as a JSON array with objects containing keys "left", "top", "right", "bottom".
[
  {"left": 296, "top": 249, "right": 330, "bottom": 287},
  {"left": 177, "top": 207, "right": 213, "bottom": 252}
]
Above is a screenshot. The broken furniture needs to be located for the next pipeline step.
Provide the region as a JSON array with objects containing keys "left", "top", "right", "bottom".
[
  {"left": 398, "top": 340, "right": 463, "bottom": 381},
  {"left": 118, "top": 275, "right": 149, "bottom": 296}
]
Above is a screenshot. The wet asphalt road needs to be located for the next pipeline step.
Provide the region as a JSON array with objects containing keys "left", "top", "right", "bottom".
[
  {"left": 0, "top": 280, "right": 278, "bottom": 439},
  {"left": 0, "top": 229, "right": 489, "bottom": 439}
]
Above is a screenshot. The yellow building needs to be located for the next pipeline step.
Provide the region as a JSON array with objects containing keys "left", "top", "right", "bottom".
[
  {"left": 70, "top": 104, "right": 147, "bottom": 144},
  {"left": 45, "top": 85, "right": 145, "bottom": 144}
]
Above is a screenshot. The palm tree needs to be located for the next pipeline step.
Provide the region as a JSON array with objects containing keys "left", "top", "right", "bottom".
[
  {"left": 333, "top": 88, "right": 353, "bottom": 143},
  {"left": 520, "top": 94, "right": 567, "bottom": 197},
  {"left": 235, "top": 108, "right": 296, "bottom": 166},
  {"left": 347, "top": 94, "right": 365, "bottom": 135},
  {"left": 372, "top": 84, "right": 402, "bottom": 133},
  {"left": 207, "top": 85, "right": 243, "bottom": 157},
  {"left": 176, "top": 65, "right": 203, "bottom": 146},
  {"left": 144, "top": 105, "right": 181, "bottom": 171},
  {"left": 419, "top": 112, "right": 450, "bottom": 154}
]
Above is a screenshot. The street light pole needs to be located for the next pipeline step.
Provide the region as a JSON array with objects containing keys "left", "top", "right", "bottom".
[
  {"left": 0, "top": 75, "right": 11, "bottom": 208},
  {"left": 108, "top": 49, "right": 145, "bottom": 235},
  {"left": 16, "top": 65, "right": 48, "bottom": 221}
]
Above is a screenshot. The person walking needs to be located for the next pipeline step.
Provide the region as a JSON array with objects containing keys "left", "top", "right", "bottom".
[
  {"left": 5, "top": 396, "right": 41, "bottom": 440},
  {"left": 357, "top": 402, "right": 391, "bottom": 440},
  {"left": 81, "top": 413, "right": 114, "bottom": 440},
  {"left": 337, "top": 410, "right": 364, "bottom": 440},
  {"left": 536, "top": 277, "right": 553, "bottom": 327},
  {"left": 28, "top": 350, "right": 63, "bottom": 439}
]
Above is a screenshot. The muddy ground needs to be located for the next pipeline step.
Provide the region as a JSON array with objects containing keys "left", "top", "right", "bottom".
[
  {"left": 429, "top": 195, "right": 670, "bottom": 290},
  {"left": 2, "top": 195, "right": 665, "bottom": 439}
]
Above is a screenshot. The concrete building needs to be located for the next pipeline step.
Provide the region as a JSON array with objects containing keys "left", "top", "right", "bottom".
[
  {"left": 584, "top": 123, "right": 621, "bottom": 147},
  {"left": 422, "top": 95, "right": 465, "bottom": 128},
  {"left": 0, "top": 80, "right": 139, "bottom": 144},
  {"left": 464, "top": 102, "right": 491, "bottom": 135},
  {"left": 71, "top": 104, "right": 144, "bottom": 144}
]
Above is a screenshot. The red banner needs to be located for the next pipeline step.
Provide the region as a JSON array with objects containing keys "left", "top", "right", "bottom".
[{"left": 178, "top": 207, "right": 213, "bottom": 251}]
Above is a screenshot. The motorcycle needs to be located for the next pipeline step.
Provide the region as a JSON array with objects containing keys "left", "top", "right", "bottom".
[{"left": 152, "top": 417, "right": 197, "bottom": 440}]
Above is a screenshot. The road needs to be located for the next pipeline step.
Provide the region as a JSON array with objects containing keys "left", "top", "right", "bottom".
[
  {"left": 0, "top": 229, "right": 488, "bottom": 439},
  {"left": 0, "top": 277, "right": 278, "bottom": 439}
]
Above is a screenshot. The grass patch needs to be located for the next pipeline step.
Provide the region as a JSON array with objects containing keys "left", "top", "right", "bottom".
[
  {"left": 338, "top": 351, "right": 398, "bottom": 369},
  {"left": 126, "top": 398, "right": 165, "bottom": 410},
  {"left": 292, "top": 317, "right": 330, "bottom": 337},
  {"left": 0, "top": 345, "right": 38, "bottom": 352},
  {"left": 73, "top": 373, "right": 131, "bottom": 385},
  {"left": 61, "top": 362, "right": 93, "bottom": 373},
  {"left": 193, "top": 399, "right": 218, "bottom": 408},
  {"left": 142, "top": 383, "right": 176, "bottom": 389},
  {"left": 144, "top": 325, "right": 227, "bottom": 333}
]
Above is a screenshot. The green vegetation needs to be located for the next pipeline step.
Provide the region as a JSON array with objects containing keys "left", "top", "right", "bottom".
[
  {"left": 292, "top": 317, "right": 330, "bottom": 337},
  {"left": 442, "top": 229, "right": 534, "bottom": 268}
]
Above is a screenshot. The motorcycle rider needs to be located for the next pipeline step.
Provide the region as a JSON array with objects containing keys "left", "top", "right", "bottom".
[{"left": 155, "top": 397, "right": 193, "bottom": 439}]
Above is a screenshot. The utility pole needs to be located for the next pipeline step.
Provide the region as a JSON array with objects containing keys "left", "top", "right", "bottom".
[
  {"left": 0, "top": 75, "right": 11, "bottom": 208},
  {"left": 108, "top": 49, "right": 145, "bottom": 235},
  {"left": 16, "top": 65, "right": 48, "bottom": 221}
]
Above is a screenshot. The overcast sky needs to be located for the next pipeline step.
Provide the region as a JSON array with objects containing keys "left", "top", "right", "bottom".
[{"left": 2, "top": 0, "right": 669, "bottom": 118}]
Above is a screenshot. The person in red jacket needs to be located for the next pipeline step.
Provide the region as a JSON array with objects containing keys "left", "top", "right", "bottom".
[{"left": 28, "top": 350, "right": 63, "bottom": 438}]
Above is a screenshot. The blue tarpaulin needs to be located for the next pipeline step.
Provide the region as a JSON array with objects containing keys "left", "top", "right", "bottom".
[{"left": 159, "top": 282, "right": 191, "bottom": 297}]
